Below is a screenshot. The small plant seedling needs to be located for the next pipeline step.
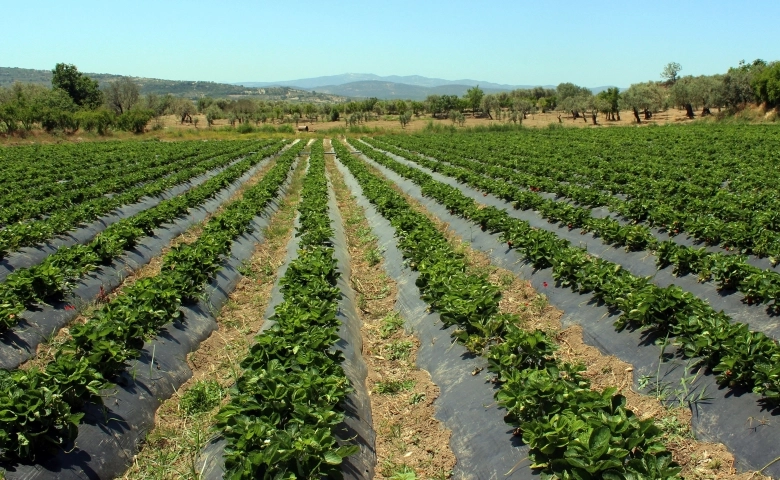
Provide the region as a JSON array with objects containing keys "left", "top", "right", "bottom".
[
  {"left": 356, "top": 226, "right": 376, "bottom": 244},
  {"left": 499, "top": 272, "right": 515, "bottom": 286},
  {"left": 531, "top": 293, "right": 549, "bottom": 311}
]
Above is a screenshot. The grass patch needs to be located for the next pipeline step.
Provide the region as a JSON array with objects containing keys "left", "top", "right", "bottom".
[
  {"left": 179, "top": 379, "right": 224, "bottom": 416},
  {"left": 385, "top": 340, "right": 413, "bottom": 360},
  {"left": 380, "top": 311, "right": 405, "bottom": 338},
  {"left": 375, "top": 380, "right": 415, "bottom": 395}
]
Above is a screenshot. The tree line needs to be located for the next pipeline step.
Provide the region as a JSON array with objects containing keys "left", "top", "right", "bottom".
[
  {"left": 1, "top": 59, "right": 779, "bottom": 136},
  {"left": 0, "top": 64, "right": 201, "bottom": 135}
]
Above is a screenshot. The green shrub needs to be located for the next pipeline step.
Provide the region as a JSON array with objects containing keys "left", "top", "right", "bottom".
[
  {"left": 236, "top": 121, "right": 255, "bottom": 134},
  {"left": 116, "top": 109, "right": 154, "bottom": 134},
  {"left": 74, "top": 109, "right": 115, "bottom": 135}
]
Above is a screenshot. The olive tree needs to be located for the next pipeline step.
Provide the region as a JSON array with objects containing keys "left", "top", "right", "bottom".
[
  {"left": 670, "top": 76, "right": 696, "bottom": 118},
  {"left": 399, "top": 111, "right": 412, "bottom": 128},
  {"left": 722, "top": 60, "right": 762, "bottom": 109},
  {"left": 512, "top": 97, "right": 535, "bottom": 119},
  {"left": 558, "top": 94, "right": 592, "bottom": 122},
  {"left": 556, "top": 83, "right": 591, "bottom": 102},
  {"left": 169, "top": 97, "right": 197, "bottom": 124},
  {"left": 104, "top": 77, "right": 140, "bottom": 114},
  {"left": 480, "top": 94, "right": 498, "bottom": 120},
  {"left": 621, "top": 82, "right": 667, "bottom": 122},
  {"left": 465, "top": 85, "right": 484, "bottom": 116},
  {"left": 661, "top": 62, "right": 682, "bottom": 84}
]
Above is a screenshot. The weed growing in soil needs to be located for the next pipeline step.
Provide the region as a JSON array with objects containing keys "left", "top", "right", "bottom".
[
  {"left": 380, "top": 311, "right": 404, "bottom": 338},
  {"left": 375, "top": 380, "right": 415, "bottom": 395},
  {"left": 179, "top": 379, "right": 224, "bottom": 416},
  {"left": 237, "top": 260, "right": 256, "bottom": 279},
  {"left": 386, "top": 464, "right": 417, "bottom": 479},
  {"left": 364, "top": 247, "right": 384, "bottom": 266},
  {"left": 385, "top": 340, "right": 413, "bottom": 360},
  {"left": 408, "top": 392, "right": 426, "bottom": 405}
]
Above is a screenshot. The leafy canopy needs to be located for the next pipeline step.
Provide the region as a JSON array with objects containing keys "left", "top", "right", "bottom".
[{"left": 51, "top": 63, "right": 103, "bottom": 109}]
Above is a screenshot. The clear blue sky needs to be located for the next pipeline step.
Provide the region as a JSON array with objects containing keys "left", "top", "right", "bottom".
[{"left": 3, "top": 0, "right": 778, "bottom": 87}]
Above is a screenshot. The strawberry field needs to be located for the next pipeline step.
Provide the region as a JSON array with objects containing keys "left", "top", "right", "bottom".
[{"left": 0, "top": 127, "right": 779, "bottom": 479}]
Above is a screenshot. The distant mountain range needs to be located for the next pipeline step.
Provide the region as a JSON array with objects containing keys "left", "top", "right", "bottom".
[
  {"left": 234, "top": 73, "right": 619, "bottom": 100},
  {"left": 2, "top": 67, "right": 620, "bottom": 102},
  {"left": 236, "top": 73, "right": 538, "bottom": 91}
]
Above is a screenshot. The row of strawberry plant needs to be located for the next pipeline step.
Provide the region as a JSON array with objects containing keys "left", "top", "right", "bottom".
[
  {"left": 0, "top": 140, "right": 253, "bottom": 226},
  {"left": 334, "top": 140, "right": 679, "bottom": 478},
  {"left": 378, "top": 129, "right": 780, "bottom": 259},
  {"left": 347, "top": 139, "right": 780, "bottom": 405},
  {"left": 214, "top": 140, "right": 358, "bottom": 478},
  {"left": 0, "top": 141, "right": 188, "bottom": 204},
  {"left": 0, "top": 141, "right": 304, "bottom": 462},
  {"left": 0, "top": 141, "right": 176, "bottom": 188},
  {"left": 0, "top": 140, "right": 278, "bottom": 258},
  {"left": 364, "top": 137, "right": 780, "bottom": 311},
  {"left": 0, "top": 139, "right": 262, "bottom": 228},
  {"left": 0, "top": 141, "right": 287, "bottom": 333}
]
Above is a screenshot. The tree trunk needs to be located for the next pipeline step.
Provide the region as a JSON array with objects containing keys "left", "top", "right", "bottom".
[
  {"left": 644, "top": 108, "right": 652, "bottom": 120},
  {"left": 701, "top": 107, "right": 711, "bottom": 116},
  {"left": 591, "top": 112, "right": 597, "bottom": 125},
  {"left": 685, "top": 103, "right": 695, "bottom": 119},
  {"left": 633, "top": 107, "right": 641, "bottom": 123},
  {"left": 557, "top": 114, "right": 562, "bottom": 123},
  {"left": 616, "top": 111, "right": 621, "bottom": 121},
  {"left": 572, "top": 110, "right": 579, "bottom": 119}
]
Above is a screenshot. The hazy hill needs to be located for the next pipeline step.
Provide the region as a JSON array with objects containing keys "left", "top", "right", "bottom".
[
  {"left": 2, "top": 67, "right": 621, "bottom": 102},
  {"left": 0, "top": 67, "right": 348, "bottom": 103},
  {"left": 308, "top": 81, "right": 516, "bottom": 100},
  {"left": 235, "top": 73, "right": 541, "bottom": 91},
  {"left": 235, "top": 73, "right": 620, "bottom": 100}
]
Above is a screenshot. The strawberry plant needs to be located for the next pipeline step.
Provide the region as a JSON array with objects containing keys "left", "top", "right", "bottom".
[
  {"left": 335, "top": 140, "right": 679, "bottom": 479},
  {"left": 215, "top": 141, "right": 358, "bottom": 478},
  {"left": 0, "top": 141, "right": 304, "bottom": 462},
  {"left": 353, "top": 137, "right": 780, "bottom": 407},
  {"left": 0, "top": 141, "right": 287, "bottom": 332}
]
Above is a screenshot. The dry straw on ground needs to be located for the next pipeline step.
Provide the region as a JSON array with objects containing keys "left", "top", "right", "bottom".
[{"left": 327, "top": 142, "right": 457, "bottom": 479}]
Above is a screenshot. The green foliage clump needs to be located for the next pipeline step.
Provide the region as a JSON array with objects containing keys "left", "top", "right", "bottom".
[
  {"left": 51, "top": 63, "right": 103, "bottom": 109},
  {"left": 236, "top": 121, "right": 255, "bottom": 134},
  {"left": 752, "top": 61, "right": 780, "bottom": 107},
  {"left": 116, "top": 109, "right": 154, "bottom": 133}
]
